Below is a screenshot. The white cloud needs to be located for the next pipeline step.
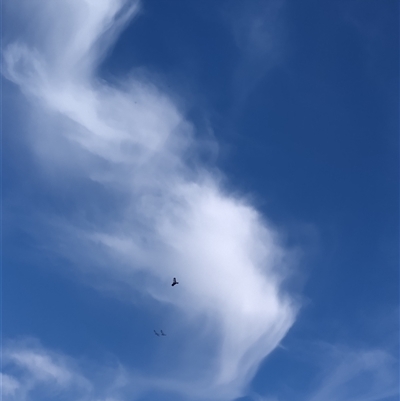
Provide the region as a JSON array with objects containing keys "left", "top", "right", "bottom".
[
  {"left": 225, "top": 0, "right": 287, "bottom": 113},
  {"left": 251, "top": 342, "right": 398, "bottom": 401},
  {"left": 4, "top": 340, "right": 397, "bottom": 401},
  {"left": 8, "top": 351, "right": 72, "bottom": 385},
  {"left": 3, "top": 0, "right": 298, "bottom": 399},
  {"left": 2, "top": 339, "right": 92, "bottom": 401},
  {"left": 1, "top": 339, "right": 152, "bottom": 401},
  {"left": 309, "top": 346, "right": 399, "bottom": 401},
  {"left": 1, "top": 374, "right": 20, "bottom": 397}
]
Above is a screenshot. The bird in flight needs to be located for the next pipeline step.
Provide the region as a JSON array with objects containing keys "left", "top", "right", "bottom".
[
  {"left": 154, "top": 330, "right": 160, "bottom": 336},
  {"left": 160, "top": 330, "right": 166, "bottom": 336},
  {"left": 172, "top": 277, "right": 179, "bottom": 286}
]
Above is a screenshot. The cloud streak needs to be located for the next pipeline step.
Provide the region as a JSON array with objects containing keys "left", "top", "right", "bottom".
[
  {"left": 308, "top": 345, "right": 399, "bottom": 401},
  {"left": 2, "top": 339, "right": 90, "bottom": 401},
  {"left": 3, "top": 0, "right": 297, "bottom": 399},
  {"left": 1, "top": 338, "right": 140, "bottom": 401},
  {"left": 226, "top": 0, "right": 287, "bottom": 115}
]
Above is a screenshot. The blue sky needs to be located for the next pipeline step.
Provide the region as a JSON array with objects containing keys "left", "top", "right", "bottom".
[{"left": 2, "top": 1, "right": 398, "bottom": 400}]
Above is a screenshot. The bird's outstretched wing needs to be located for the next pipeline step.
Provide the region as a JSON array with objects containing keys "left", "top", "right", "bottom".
[{"left": 154, "top": 330, "right": 160, "bottom": 336}]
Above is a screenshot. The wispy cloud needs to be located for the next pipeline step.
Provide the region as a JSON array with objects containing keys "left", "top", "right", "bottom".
[
  {"left": 225, "top": 0, "right": 287, "bottom": 114},
  {"left": 2, "top": 339, "right": 91, "bottom": 401},
  {"left": 4, "top": 339, "right": 397, "bottom": 401},
  {"left": 1, "top": 374, "right": 20, "bottom": 399},
  {"left": 308, "top": 345, "right": 399, "bottom": 401},
  {"left": 3, "top": 0, "right": 298, "bottom": 399},
  {"left": 251, "top": 341, "right": 398, "bottom": 401},
  {"left": 1, "top": 338, "right": 150, "bottom": 401}
]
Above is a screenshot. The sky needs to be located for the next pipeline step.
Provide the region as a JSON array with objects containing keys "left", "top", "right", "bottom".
[{"left": 1, "top": 1, "right": 398, "bottom": 400}]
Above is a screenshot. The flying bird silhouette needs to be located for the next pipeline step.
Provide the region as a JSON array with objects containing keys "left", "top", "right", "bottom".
[
  {"left": 171, "top": 277, "right": 179, "bottom": 286},
  {"left": 154, "top": 330, "right": 160, "bottom": 336},
  {"left": 160, "top": 330, "right": 166, "bottom": 336}
]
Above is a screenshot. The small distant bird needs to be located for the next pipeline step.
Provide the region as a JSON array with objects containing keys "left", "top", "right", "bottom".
[
  {"left": 160, "top": 330, "right": 166, "bottom": 336},
  {"left": 172, "top": 277, "right": 179, "bottom": 286},
  {"left": 154, "top": 330, "right": 160, "bottom": 336}
]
